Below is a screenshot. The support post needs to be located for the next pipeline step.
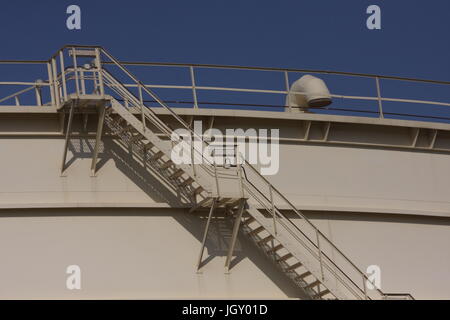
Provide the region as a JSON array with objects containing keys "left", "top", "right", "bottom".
[
  {"left": 47, "top": 62, "right": 55, "bottom": 106},
  {"left": 375, "top": 77, "right": 384, "bottom": 119},
  {"left": 284, "top": 71, "right": 292, "bottom": 112},
  {"left": 190, "top": 66, "right": 199, "bottom": 109},
  {"left": 316, "top": 230, "right": 325, "bottom": 281},
  {"left": 90, "top": 104, "right": 106, "bottom": 176},
  {"left": 196, "top": 198, "right": 217, "bottom": 272},
  {"left": 60, "top": 101, "right": 76, "bottom": 176},
  {"left": 52, "top": 58, "right": 60, "bottom": 107},
  {"left": 59, "top": 50, "right": 68, "bottom": 100},
  {"left": 95, "top": 48, "right": 104, "bottom": 97},
  {"left": 224, "top": 199, "right": 246, "bottom": 273},
  {"left": 72, "top": 47, "right": 80, "bottom": 96}
]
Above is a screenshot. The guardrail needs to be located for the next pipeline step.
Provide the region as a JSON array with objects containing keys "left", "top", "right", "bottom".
[{"left": 1, "top": 44, "right": 449, "bottom": 125}]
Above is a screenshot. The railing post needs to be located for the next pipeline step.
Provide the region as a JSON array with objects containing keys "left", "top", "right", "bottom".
[
  {"left": 94, "top": 48, "right": 105, "bottom": 97},
  {"left": 269, "top": 185, "right": 277, "bottom": 235},
  {"left": 316, "top": 230, "right": 325, "bottom": 281},
  {"left": 212, "top": 149, "right": 220, "bottom": 198},
  {"left": 375, "top": 77, "right": 384, "bottom": 119},
  {"left": 71, "top": 48, "right": 80, "bottom": 97},
  {"left": 362, "top": 274, "right": 368, "bottom": 300},
  {"left": 80, "top": 69, "right": 86, "bottom": 95},
  {"left": 51, "top": 58, "right": 60, "bottom": 107},
  {"left": 47, "top": 62, "right": 55, "bottom": 106},
  {"left": 191, "top": 132, "right": 197, "bottom": 177},
  {"left": 284, "top": 71, "right": 292, "bottom": 112},
  {"left": 235, "top": 146, "right": 245, "bottom": 199},
  {"left": 190, "top": 66, "right": 199, "bottom": 109},
  {"left": 59, "top": 50, "right": 67, "bottom": 101},
  {"left": 138, "top": 83, "right": 146, "bottom": 132},
  {"left": 34, "top": 83, "right": 42, "bottom": 106}
]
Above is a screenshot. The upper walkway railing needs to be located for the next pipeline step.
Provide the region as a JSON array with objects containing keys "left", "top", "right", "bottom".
[{"left": 0, "top": 44, "right": 450, "bottom": 125}]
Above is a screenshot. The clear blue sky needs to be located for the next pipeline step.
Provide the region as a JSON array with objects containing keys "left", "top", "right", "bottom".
[{"left": 0, "top": 1, "right": 449, "bottom": 119}]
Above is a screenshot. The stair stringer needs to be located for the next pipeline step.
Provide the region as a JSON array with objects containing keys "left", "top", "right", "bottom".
[
  {"left": 245, "top": 206, "right": 351, "bottom": 300},
  {"left": 110, "top": 98, "right": 215, "bottom": 197}
]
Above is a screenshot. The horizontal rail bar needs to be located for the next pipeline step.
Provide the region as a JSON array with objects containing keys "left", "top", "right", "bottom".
[
  {"left": 104, "top": 60, "right": 450, "bottom": 86},
  {"left": 119, "top": 82, "right": 450, "bottom": 108}
]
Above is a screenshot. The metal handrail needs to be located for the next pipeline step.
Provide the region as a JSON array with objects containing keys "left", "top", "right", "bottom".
[
  {"left": 2, "top": 44, "right": 449, "bottom": 126},
  {"left": 242, "top": 179, "right": 366, "bottom": 299},
  {"left": 240, "top": 164, "right": 381, "bottom": 299},
  {"left": 40, "top": 45, "right": 409, "bottom": 299},
  {"left": 94, "top": 45, "right": 385, "bottom": 299}
]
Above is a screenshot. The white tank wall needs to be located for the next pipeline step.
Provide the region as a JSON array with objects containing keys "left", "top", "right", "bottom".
[
  {"left": 0, "top": 112, "right": 449, "bottom": 299},
  {"left": 0, "top": 208, "right": 304, "bottom": 299}
]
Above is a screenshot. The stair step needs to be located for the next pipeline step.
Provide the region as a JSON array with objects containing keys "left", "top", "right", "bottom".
[
  {"left": 277, "top": 253, "right": 293, "bottom": 262},
  {"left": 169, "top": 168, "right": 184, "bottom": 179},
  {"left": 161, "top": 160, "right": 174, "bottom": 169},
  {"left": 150, "top": 151, "right": 164, "bottom": 160},
  {"left": 258, "top": 235, "right": 274, "bottom": 245},
  {"left": 216, "top": 197, "right": 232, "bottom": 207},
  {"left": 305, "top": 280, "right": 321, "bottom": 289},
  {"left": 296, "top": 271, "right": 312, "bottom": 280},
  {"left": 315, "top": 289, "right": 330, "bottom": 298},
  {"left": 192, "top": 186, "right": 204, "bottom": 195},
  {"left": 242, "top": 217, "right": 255, "bottom": 225},
  {"left": 266, "top": 244, "right": 283, "bottom": 254},
  {"left": 119, "top": 124, "right": 134, "bottom": 134},
  {"left": 130, "top": 133, "right": 143, "bottom": 142},
  {"left": 179, "top": 177, "right": 194, "bottom": 187},
  {"left": 286, "top": 262, "right": 303, "bottom": 271},
  {"left": 248, "top": 226, "right": 265, "bottom": 236}
]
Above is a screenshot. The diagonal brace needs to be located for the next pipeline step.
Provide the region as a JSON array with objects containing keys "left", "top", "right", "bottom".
[
  {"left": 224, "top": 199, "right": 246, "bottom": 273},
  {"left": 196, "top": 198, "right": 217, "bottom": 272},
  {"left": 90, "top": 105, "right": 106, "bottom": 176},
  {"left": 60, "top": 101, "right": 76, "bottom": 176}
]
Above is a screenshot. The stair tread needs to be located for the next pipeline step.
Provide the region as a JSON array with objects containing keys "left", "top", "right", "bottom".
[
  {"left": 258, "top": 235, "right": 274, "bottom": 244},
  {"left": 248, "top": 226, "right": 265, "bottom": 235},
  {"left": 286, "top": 262, "right": 302, "bottom": 271},
  {"left": 277, "top": 253, "right": 293, "bottom": 262}
]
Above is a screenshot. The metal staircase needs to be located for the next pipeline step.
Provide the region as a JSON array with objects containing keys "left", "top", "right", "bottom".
[{"left": 52, "top": 45, "right": 412, "bottom": 300}]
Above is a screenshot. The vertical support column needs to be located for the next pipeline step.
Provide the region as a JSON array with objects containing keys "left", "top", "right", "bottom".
[
  {"left": 196, "top": 198, "right": 217, "bottom": 272},
  {"left": 90, "top": 104, "right": 106, "bottom": 177},
  {"left": 224, "top": 199, "right": 246, "bottom": 273},
  {"left": 375, "top": 77, "right": 384, "bottom": 119},
  {"left": 269, "top": 185, "right": 277, "bottom": 235},
  {"left": 235, "top": 145, "right": 245, "bottom": 199},
  {"left": 72, "top": 47, "right": 80, "bottom": 96},
  {"left": 191, "top": 132, "right": 197, "bottom": 178},
  {"left": 34, "top": 85, "right": 42, "bottom": 106},
  {"left": 95, "top": 48, "right": 105, "bottom": 97},
  {"left": 138, "top": 83, "right": 146, "bottom": 132},
  {"left": 284, "top": 71, "right": 292, "bottom": 112},
  {"left": 47, "top": 62, "right": 56, "bottom": 106},
  {"left": 190, "top": 66, "right": 199, "bottom": 109},
  {"left": 52, "top": 58, "right": 60, "bottom": 107},
  {"left": 60, "top": 101, "right": 76, "bottom": 176},
  {"left": 362, "top": 274, "right": 368, "bottom": 300},
  {"left": 80, "top": 70, "right": 86, "bottom": 95},
  {"left": 316, "top": 230, "right": 325, "bottom": 281},
  {"left": 59, "top": 50, "right": 68, "bottom": 101}
]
